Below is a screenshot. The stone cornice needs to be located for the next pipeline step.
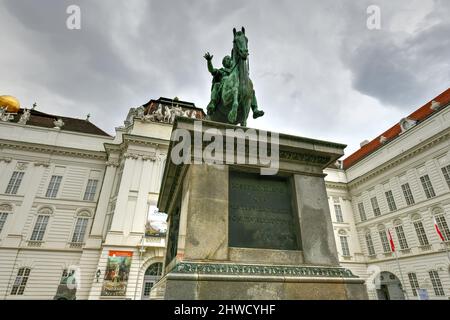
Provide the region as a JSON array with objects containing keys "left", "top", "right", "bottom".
[
  {"left": 347, "top": 127, "right": 450, "bottom": 189},
  {"left": 0, "top": 139, "right": 106, "bottom": 161},
  {"left": 325, "top": 181, "right": 349, "bottom": 191},
  {"left": 123, "top": 152, "right": 157, "bottom": 161},
  {"left": 176, "top": 117, "right": 347, "bottom": 150},
  {"left": 122, "top": 134, "right": 170, "bottom": 148}
]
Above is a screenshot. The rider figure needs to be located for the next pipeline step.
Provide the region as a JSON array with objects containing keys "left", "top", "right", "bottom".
[{"left": 204, "top": 52, "right": 232, "bottom": 114}]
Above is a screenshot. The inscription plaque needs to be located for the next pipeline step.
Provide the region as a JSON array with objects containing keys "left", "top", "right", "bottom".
[{"left": 229, "top": 170, "right": 300, "bottom": 250}]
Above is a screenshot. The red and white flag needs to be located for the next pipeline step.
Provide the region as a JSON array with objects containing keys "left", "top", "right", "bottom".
[
  {"left": 387, "top": 229, "right": 396, "bottom": 252},
  {"left": 433, "top": 217, "right": 445, "bottom": 242}
]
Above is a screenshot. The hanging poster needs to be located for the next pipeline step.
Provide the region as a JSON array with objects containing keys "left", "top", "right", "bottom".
[{"left": 101, "top": 251, "right": 133, "bottom": 296}]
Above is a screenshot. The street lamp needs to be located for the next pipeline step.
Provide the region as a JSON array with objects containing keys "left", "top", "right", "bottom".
[
  {"left": 133, "top": 236, "right": 146, "bottom": 300},
  {"left": 95, "top": 269, "right": 101, "bottom": 283}
]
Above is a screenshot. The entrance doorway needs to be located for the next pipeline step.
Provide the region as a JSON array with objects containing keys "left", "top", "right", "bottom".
[
  {"left": 376, "top": 271, "right": 405, "bottom": 300},
  {"left": 141, "top": 262, "right": 163, "bottom": 300}
]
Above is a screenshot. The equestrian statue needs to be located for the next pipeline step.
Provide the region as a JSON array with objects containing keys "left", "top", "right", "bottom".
[{"left": 204, "top": 27, "right": 264, "bottom": 126}]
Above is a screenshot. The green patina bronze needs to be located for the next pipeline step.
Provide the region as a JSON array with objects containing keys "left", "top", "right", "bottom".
[
  {"left": 170, "top": 262, "right": 357, "bottom": 278},
  {"left": 204, "top": 27, "right": 264, "bottom": 126}
]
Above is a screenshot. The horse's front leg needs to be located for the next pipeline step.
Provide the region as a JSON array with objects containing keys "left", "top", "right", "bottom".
[{"left": 228, "top": 87, "right": 239, "bottom": 124}]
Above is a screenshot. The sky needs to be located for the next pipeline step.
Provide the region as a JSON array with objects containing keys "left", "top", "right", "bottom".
[{"left": 1, "top": 0, "right": 449, "bottom": 156}]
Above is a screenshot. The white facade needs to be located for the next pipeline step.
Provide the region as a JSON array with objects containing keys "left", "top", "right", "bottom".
[
  {"left": 325, "top": 101, "right": 450, "bottom": 300},
  {"left": 0, "top": 95, "right": 449, "bottom": 300}
]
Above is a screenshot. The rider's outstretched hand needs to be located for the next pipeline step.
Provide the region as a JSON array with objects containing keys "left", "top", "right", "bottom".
[{"left": 204, "top": 52, "right": 213, "bottom": 61}]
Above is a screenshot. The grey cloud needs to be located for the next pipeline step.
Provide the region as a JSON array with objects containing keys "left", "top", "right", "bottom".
[
  {"left": 340, "top": 0, "right": 450, "bottom": 110},
  {"left": 1, "top": 0, "right": 448, "bottom": 156}
]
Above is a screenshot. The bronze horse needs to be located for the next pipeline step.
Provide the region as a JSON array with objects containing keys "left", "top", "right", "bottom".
[{"left": 207, "top": 27, "right": 264, "bottom": 126}]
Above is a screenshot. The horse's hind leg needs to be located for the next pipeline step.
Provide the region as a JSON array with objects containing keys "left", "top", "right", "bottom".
[{"left": 228, "top": 87, "right": 239, "bottom": 124}]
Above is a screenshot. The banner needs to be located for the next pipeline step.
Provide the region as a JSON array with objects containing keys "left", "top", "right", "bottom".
[{"left": 101, "top": 251, "right": 133, "bottom": 296}]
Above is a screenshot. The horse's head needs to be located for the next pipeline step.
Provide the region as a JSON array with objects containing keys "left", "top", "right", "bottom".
[{"left": 233, "top": 27, "right": 249, "bottom": 60}]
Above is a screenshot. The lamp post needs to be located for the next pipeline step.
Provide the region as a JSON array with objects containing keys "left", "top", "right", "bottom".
[
  {"left": 133, "top": 236, "right": 146, "bottom": 300},
  {"left": 95, "top": 269, "right": 101, "bottom": 283}
]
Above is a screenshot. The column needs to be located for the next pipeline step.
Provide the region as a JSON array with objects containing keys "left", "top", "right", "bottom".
[
  {"left": 109, "top": 153, "right": 138, "bottom": 233},
  {"left": 131, "top": 155, "right": 155, "bottom": 234},
  {"left": 89, "top": 160, "right": 118, "bottom": 237}
]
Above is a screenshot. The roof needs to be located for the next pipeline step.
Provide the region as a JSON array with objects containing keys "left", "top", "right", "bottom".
[
  {"left": 10, "top": 109, "right": 111, "bottom": 137},
  {"left": 343, "top": 88, "right": 450, "bottom": 169}
]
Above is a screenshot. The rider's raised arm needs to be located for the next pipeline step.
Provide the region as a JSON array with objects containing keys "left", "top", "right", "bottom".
[
  {"left": 204, "top": 52, "right": 217, "bottom": 75},
  {"left": 207, "top": 60, "right": 218, "bottom": 75}
]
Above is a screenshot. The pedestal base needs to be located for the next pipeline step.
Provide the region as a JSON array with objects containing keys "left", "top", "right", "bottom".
[{"left": 152, "top": 261, "right": 368, "bottom": 300}]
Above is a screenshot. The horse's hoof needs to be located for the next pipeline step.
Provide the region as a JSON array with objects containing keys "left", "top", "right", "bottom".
[
  {"left": 253, "top": 110, "right": 264, "bottom": 119},
  {"left": 228, "top": 111, "right": 237, "bottom": 123}
]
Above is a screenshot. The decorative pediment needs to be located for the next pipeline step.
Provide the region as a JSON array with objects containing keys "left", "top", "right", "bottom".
[
  {"left": 38, "top": 206, "right": 54, "bottom": 215},
  {"left": 76, "top": 209, "right": 92, "bottom": 217}
]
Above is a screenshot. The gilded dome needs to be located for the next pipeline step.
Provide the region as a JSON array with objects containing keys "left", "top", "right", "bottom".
[{"left": 0, "top": 95, "right": 20, "bottom": 113}]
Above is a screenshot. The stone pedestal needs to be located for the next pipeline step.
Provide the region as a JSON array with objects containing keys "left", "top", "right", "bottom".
[{"left": 152, "top": 118, "right": 367, "bottom": 300}]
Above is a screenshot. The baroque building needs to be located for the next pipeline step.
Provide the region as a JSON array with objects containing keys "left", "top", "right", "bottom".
[{"left": 0, "top": 89, "right": 449, "bottom": 300}]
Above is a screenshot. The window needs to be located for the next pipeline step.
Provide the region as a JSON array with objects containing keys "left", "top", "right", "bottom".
[
  {"left": 429, "top": 270, "right": 445, "bottom": 296},
  {"left": 395, "top": 224, "right": 409, "bottom": 249},
  {"left": 365, "top": 232, "right": 376, "bottom": 256},
  {"left": 83, "top": 179, "right": 98, "bottom": 201},
  {"left": 46, "top": 175, "right": 62, "bottom": 198},
  {"left": 71, "top": 218, "right": 88, "bottom": 243},
  {"left": 145, "top": 263, "right": 163, "bottom": 276},
  {"left": 143, "top": 282, "right": 153, "bottom": 297},
  {"left": 30, "top": 215, "right": 49, "bottom": 241},
  {"left": 407, "top": 273, "right": 420, "bottom": 297},
  {"left": 358, "top": 202, "right": 367, "bottom": 221},
  {"left": 371, "top": 197, "right": 381, "bottom": 216},
  {"left": 10, "top": 267, "right": 30, "bottom": 295},
  {"left": 413, "top": 220, "right": 429, "bottom": 246},
  {"left": 385, "top": 190, "right": 397, "bottom": 211},
  {"left": 340, "top": 236, "right": 350, "bottom": 256},
  {"left": 0, "top": 212, "right": 8, "bottom": 234},
  {"left": 379, "top": 230, "right": 391, "bottom": 253},
  {"left": 72, "top": 218, "right": 88, "bottom": 243},
  {"left": 420, "top": 175, "right": 435, "bottom": 199},
  {"left": 401, "top": 183, "right": 415, "bottom": 205},
  {"left": 5, "top": 171, "right": 25, "bottom": 195},
  {"left": 441, "top": 165, "right": 450, "bottom": 188},
  {"left": 334, "top": 204, "right": 343, "bottom": 223},
  {"left": 435, "top": 214, "right": 450, "bottom": 241}
]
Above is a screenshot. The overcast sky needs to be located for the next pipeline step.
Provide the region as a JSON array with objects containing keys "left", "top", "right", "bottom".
[{"left": 1, "top": 0, "right": 449, "bottom": 156}]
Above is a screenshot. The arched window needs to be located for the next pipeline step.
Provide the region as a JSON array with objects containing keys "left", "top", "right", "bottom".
[
  {"left": 432, "top": 208, "right": 450, "bottom": 241},
  {"left": 141, "top": 262, "right": 163, "bottom": 300},
  {"left": 411, "top": 214, "right": 429, "bottom": 246},
  {"left": 338, "top": 230, "right": 350, "bottom": 257},
  {"left": 377, "top": 224, "right": 391, "bottom": 253},
  {"left": 365, "top": 230, "right": 376, "bottom": 256},
  {"left": 393, "top": 219, "right": 409, "bottom": 250},
  {"left": 145, "top": 262, "right": 163, "bottom": 276}
]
